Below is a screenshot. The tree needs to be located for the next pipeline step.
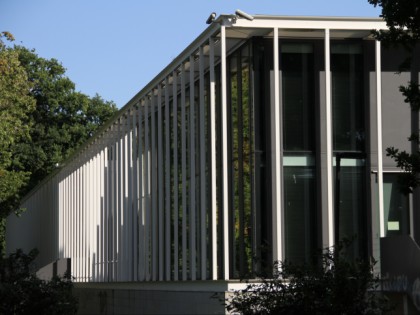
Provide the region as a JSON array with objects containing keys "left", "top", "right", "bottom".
[
  {"left": 0, "top": 36, "right": 118, "bottom": 254},
  {"left": 11, "top": 46, "right": 118, "bottom": 192},
  {"left": 225, "top": 241, "right": 391, "bottom": 315},
  {"left": 0, "top": 32, "right": 36, "bottom": 253},
  {"left": 368, "top": 0, "right": 420, "bottom": 193},
  {"left": 0, "top": 249, "right": 78, "bottom": 315}
]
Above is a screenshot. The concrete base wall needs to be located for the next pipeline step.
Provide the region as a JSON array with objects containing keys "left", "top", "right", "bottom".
[
  {"left": 73, "top": 282, "right": 238, "bottom": 315},
  {"left": 74, "top": 289, "right": 225, "bottom": 315}
]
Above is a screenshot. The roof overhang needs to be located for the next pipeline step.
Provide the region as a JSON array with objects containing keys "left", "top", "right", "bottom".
[{"left": 218, "top": 14, "right": 387, "bottom": 40}]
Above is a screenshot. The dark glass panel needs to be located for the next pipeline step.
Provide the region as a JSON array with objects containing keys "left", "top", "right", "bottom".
[
  {"left": 331, "top": 44, "right": 364, "bottom": 152},
  {"left": 334, "top": 159, "right": 366, "bottom": 259},
  {"left": 281, "top": 44, "right": 315, "bottom": 152},
  {"left": 284, "top": 160, "right": 317, "bottom": 264},
  {"left": 281, "top": 44, "right": 317, "bottom": 265}
]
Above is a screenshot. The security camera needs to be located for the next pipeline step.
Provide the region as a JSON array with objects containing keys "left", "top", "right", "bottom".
[
  {"left": 206, "top": 12, "right": 217, "bottom": 24},
  {"left": 235, "top": 9, "right": 254, "bottom": 21}
]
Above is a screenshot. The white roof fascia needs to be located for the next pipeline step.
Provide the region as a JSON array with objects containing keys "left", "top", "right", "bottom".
[{"left": 220, "top": 15, "right": 387, "bottom": 31}]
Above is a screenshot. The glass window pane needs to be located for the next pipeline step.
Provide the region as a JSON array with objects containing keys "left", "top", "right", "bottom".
[
  {"left": 383, "top": 173, "right": 410, "bottom": 236},
  {"left": 281, "top": 43, "right": 315, "bottom": 152},
  {"left": 334, "top": 158, "right": 366, "bottom": 259},
  {"left": 331, "top": 43, "right": 364, "bottom": 152},
  {"left": 284, "top": 157, "right": 316, "bottom": 264},
  {"left": 281, "top": 43, "right": 317, "bottom": 265}
]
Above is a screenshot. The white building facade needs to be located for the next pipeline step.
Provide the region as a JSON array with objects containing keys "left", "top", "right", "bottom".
[{"left": 7, "top": 14, "right": 420, "bottom": 314}]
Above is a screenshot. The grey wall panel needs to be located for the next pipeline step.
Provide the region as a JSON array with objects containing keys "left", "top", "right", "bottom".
[
  {"left": 381, "top": 47, "right": 413, "bottom": 168},
  {"left": 381, "top": 72, "right": 411, "bottom": 168}
]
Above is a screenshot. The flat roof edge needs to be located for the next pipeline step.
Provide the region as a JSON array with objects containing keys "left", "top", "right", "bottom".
[{"left": 251, "top": 14, "right": 383, "bottom": 22}]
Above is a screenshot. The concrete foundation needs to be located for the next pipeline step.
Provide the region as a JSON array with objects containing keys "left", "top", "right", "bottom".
[{"left": 73, "top": 281, "right": 238, "bottom": 315}]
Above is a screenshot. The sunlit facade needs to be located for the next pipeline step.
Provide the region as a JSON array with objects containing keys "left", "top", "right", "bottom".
[{"left": 7, "top": 14, "right": 420, "bottom": 314}]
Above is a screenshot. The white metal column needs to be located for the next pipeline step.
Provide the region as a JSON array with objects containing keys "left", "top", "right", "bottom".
[
  {"left": 209, "top": 37, "right": 217, "bottom": 280},
  {"left": 123, "top": 115, "right": 129, "bottom": 281},
  {"left": 181, "top": 63, "right": 187, "bottom": 280},
  {"left": 376, "top": 40, "right": 385, "bottom": 238},
  {"left": 58, "top": 175, "right": 63, "bottom": 259},
  {"left": 81, "top": 160, "right": 86, "bottom": 281},
  {"left": 127, "top": 110, "right": 134, "bottom": 281},
  {"left": 132, "top": 107, "right": 138, "bottom": 281},
  {"left": 90, "top": 155, "right": 95, "bottom": 281},
  {"left": 144, "top": 98, "right": 151, "bottom": 281},
  {"left": 151, "top": 92, "right": 158, "bottom": 281},
  {"left": 157, "top": 84, "right": 164, "bottom": 281},
  {"left": 100, "top": 148, "right": 105, "bottom": 281},
  {"left": 138, "top": 101, "right": 145, "bottom": 281},
  {"left": 325, "top": 29, "right": 334, "bottom": 247},
  {"left": 172, "top": 71, "right": 179, "bottom": 281},
  {"left": 93, "top": 153, "right": 98, "bottom": 281},
  {"left": 87, "top": 158, "right": 92, "bottom": 281},
  {"left": 189, "top": 54, "right": 197, "bottom": 280},
  {"left": 118, "top": 118, "right": 124, "bottom": 281},
  {"left": 221, "top": 25, "right": 229, "bottom": 280},
  {"left": 104, "top": 145, "right": 109, "bottom": 281},
  {"left": 112, "top": 135, "right": 117, "bottom": 281},
  {"left": 272, "top": 27, "right": 282, "bottom": 262},
  {"left": 77, "top": 166, "right": 82, "bottom": 280},
  {"left": 164, "top": 77, "right": 171, "bottom": 281}
]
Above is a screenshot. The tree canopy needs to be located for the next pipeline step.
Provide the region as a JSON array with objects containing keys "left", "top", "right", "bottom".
[
  {"left": 12, "top": 45, "right": 118, "bottom": 193},
  {"left": 0, "top": 33, "right": 118, "bottom": 253},
  {"left": 368, "top": 0, "right": 420, "bottom": 193},
  {"left": 368, "top": 0, "right": 420, "bottom": 48},
  {"left": 0, "top": 33, "right": 36, "bottom": 250}
]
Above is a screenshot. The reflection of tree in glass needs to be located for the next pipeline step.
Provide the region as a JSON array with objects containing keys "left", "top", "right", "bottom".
[{"left": 230, "top": 46, "right": 254, "bottom": 278}]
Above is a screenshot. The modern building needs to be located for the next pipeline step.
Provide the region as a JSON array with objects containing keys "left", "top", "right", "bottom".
[{"left": 7, "top": 13, "right": 420, "bottom": 314}]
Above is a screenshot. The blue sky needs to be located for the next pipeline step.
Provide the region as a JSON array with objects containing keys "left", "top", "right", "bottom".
[{"left": 0, "top": 0, "right": 381, "bottom": 108}]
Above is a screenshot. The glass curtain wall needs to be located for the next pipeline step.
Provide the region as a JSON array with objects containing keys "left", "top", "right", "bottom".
[
  {"left": 331, "top": 43, "right": 366, "bottom": 258},
  {"left": 281, "top": 43, "right": 317, "bottom": 264},
  {"left": 228, "top": 44, "right": 254, "bottom": 278}
]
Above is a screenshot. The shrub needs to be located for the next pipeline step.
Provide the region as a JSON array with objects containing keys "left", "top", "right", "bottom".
[
  {"left": 0, "top": 249, "right": 78, "bottom": 315},
  {"left": 225, "top": 241, "right": 391, "bottom": 315}
]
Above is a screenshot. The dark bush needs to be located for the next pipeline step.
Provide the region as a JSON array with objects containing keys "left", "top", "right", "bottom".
[
  {"left": 0, "top": 249, "right": 78, "bottom": 315},
  {"left": 225, "top": 241, "right": 392, "bottom": 315}
]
